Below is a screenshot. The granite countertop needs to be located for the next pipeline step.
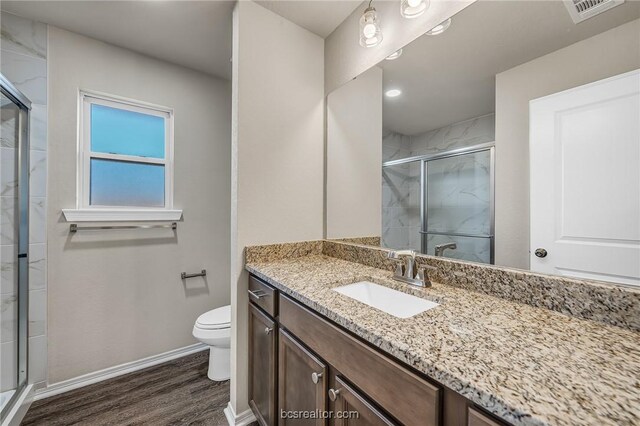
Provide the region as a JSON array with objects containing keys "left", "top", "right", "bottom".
[{"left": 245, "top": 254, "right": 640, "bottom": 426}]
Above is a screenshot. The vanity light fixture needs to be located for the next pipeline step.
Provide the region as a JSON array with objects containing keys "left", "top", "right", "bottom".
[
  {"left": 426, "top": 18, "right": 452, "bottom": 35},
  {"left": 385, "top": 89, "right": 402, "bottom": 98},
  {"left": 359, "top": 1, "right": 383, "bottom": 48},
  {"left": 401, "top": 0, "right": 429, "bottom": 19},
  {"left": 385, "top": 49, "right": 403, "bottom": 60}
]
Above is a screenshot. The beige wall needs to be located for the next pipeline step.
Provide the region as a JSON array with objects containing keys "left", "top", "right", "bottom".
[
  {"left": 495, "top": 19, "right": 640, "bottom": 269},
  {"left": 326, "top": 66, "right": 382, "bottom": 239},
  {"left": 47, "top": 27, "right": 231, "bottom": 384},
  {"left": 324, "top": 0, "right": 474, "bottom": 94},
  {"left": 230, "top": 0, "right": 324, "bottom": 416}
]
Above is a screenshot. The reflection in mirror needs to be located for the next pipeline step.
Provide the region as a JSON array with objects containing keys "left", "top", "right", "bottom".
[{"left": 326, "top": 0, "right": 640, "bottom": 286}]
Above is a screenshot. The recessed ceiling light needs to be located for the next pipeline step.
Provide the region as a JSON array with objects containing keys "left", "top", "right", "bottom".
[
  {"left": 426, "top": 18, "right": 452, "bottom": 36},
  {"left": 385, "top": 49, "right": 403, "bottom": 61},
  {"left": 385, "top": 89, "right": 402, "bottom": 98}
]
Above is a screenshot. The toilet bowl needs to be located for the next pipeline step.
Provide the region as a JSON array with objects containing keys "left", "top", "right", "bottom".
[{"left": 192, "top": 305, "right": 231, "bottom": 381}]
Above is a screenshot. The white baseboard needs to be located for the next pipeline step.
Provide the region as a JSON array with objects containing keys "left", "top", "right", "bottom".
[
  {"left": 224, "top": 402, "right": 257, "bottom": 426},
  {"left": 34, "top": 343, "right": 207, "bottom": 401}
]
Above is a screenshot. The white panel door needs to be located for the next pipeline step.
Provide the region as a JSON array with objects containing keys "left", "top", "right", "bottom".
[{"left": 530, "top": 69, "right": 640, "bottom": 286}]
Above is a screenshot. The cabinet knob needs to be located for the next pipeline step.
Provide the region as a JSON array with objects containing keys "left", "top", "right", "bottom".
[
  {"left": 534, "top": 248, "right": 548, "bottom": 258},
  {"left": 328, "top": 388, "right": 341, "bottom": 401},
  {"left": 311, "top": 372, "right": 323, "bottom": 384},
  {"left": 264, "top": 327, "right": 273, "bottom": 335}
]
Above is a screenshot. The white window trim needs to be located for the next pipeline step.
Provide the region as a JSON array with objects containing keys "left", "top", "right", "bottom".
[{"left": 63, "top": 90, "right": 182, "bottom": 222}]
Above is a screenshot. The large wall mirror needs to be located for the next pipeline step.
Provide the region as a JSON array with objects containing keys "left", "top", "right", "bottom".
[{"left": 326, "top": 0, "right": 640, "bottom": 286}]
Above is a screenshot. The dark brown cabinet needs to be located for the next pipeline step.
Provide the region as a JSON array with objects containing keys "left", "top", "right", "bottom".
[
  {"left": 249, "top": 303, "right": 278, "bottom": 426},
  {"left": 278, "top": 329, "right": 328, "bottom": 425},
  {"left": 279, "top": 293, "right": 439, "bottom": 426},
  {"left": 249, "top": 275, "right": 278, "bottom": 317},
  {"left": 248, "top": 274, "right": 509, "bottom": 426},
  {"left": 468, "top": 409, "right": 503, "bottom": 426},
  {"left": 330, "top": 376, "right": 397, "bottom": 426}
]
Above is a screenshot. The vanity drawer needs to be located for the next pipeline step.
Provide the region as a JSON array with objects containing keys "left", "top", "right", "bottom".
[
  {"left": 249, "top": 275, "right": 278, "bottom": 317},
  {"left": 468, "top": 408, "right": 504, "bottom": 426},
  {"left": 279, "top": 294, "right": 440, "bottom": 426}
]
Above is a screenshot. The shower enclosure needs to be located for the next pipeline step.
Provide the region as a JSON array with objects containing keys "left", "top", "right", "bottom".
[
  {"left": 382, "top": 143, "right": 494, "bottom": 264},
  {"left": 1, "top": 73, "right": 30, "bottom": 421}
]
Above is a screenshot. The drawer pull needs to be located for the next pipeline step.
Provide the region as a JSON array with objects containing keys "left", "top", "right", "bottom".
[
  {"left": 265, "top": 327, "right": 273, "bottom": 335},
  {"left": 328, "top": 388, "right": 341, "bottom": 401},
  {"left": 249, "top": 289, "right": 268, "bottom": 299},
  {"left": 311, "top": 372, "right": 323, "bottom": 384}
]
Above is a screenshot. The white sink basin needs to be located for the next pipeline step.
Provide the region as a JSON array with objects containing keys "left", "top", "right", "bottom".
[{"left": 333, "top": 281, "right": 439, "bottom": 319}]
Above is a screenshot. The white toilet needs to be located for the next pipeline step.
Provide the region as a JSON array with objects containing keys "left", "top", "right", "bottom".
[{"left": 192, "top": 305, "right": 231, "bottom": 381}]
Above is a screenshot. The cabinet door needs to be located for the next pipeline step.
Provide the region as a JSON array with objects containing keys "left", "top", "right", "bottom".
[
  {"left": 279, "top": 329, "right": 328, "bottom": 425},
  {"left": 249, "top": 304, "right": 278, "bottom": 426},
  {"left": 330, "top": 376, "right": 397, "bottom": 426},
  {"left": 280, "top": 295, "right": 440, "bottom": 426}
]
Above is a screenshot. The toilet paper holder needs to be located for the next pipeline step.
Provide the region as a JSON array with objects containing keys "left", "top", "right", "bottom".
[{"left": 181, "top": 269, "right": 207, "bottom": 280}]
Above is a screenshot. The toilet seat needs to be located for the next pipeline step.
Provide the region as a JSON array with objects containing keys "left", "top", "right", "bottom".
[{"left": 195, "top": 305, "right": 231, "bottom": 330}]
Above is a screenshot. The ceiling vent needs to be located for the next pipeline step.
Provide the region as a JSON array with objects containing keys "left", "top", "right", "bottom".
[{"left": 564, "top": 0, "right": 625, "bottom": 23}]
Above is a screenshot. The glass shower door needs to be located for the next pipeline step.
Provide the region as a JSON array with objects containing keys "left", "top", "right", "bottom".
[
  {"left": 1, "top": 77, "right": 30, "bottom": 421},
  {"left": 382, "top": 161, "right": 422, "bottom": 251},
  {"left": 422, "top": 148, "right": 494, "bottom": 263}
]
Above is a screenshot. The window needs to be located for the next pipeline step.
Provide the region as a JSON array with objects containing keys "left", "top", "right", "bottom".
[{"left": 63, "top": 91, "right": 181, "bottom": 221}]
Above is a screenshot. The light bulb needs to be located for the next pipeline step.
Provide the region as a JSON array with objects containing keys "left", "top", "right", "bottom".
[
  {"left": 401, "top": 0, "right": 429, "bottom": 19},
  {"left": 363, "top": 23, "right": 377, "bottom": 39},
  {"left": 359, "top": 6, "right": 382, "bottom": 48}
]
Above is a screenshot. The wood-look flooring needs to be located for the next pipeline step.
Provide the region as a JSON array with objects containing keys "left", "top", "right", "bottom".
[{"left": 22, "top": 350, "right": 245, "bottom": 425}]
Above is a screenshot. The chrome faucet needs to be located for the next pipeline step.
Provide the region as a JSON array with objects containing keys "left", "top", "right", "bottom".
[
  {"left": 387, "top": 249, "right": 436, "bottom": 287},
  {"left": 434, "top": 242, "right": 457, "bottom": 257},
  {"left": 388, "top": 249, "right": 415, "bottom": 279}
]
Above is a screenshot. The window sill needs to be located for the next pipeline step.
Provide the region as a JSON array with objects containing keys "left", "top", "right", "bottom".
[{"left": 62, "top": 209, "right": 183, "bottom": 222}]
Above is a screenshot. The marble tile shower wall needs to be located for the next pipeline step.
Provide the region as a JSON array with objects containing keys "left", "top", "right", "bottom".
[
  {"left": 381, "top": 114, "right": 495, "bottom": 254},
  {"left": 381, "top": 130, "right": 420, "bottom": 250},
  {"left": 409, "top": 113, "right": 495, "bottom": 155},
  {"left": 1, "top": 12, "right": 48, "bottom": 390}
]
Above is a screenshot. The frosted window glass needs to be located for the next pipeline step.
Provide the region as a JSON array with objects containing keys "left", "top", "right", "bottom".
[
  {"left": 90, "top": 159, "right": 165, "bottom": 207},
  {"left": 91, "top": 104, "right": 165, "bottom": 158}
]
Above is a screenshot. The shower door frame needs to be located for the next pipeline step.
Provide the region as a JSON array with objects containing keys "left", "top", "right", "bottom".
[
  {"left": 0, "top": 73, "right": 31, "bottom": 422},
  {"left": 382, "top": 142, "right": 495, "bottom": 264}
]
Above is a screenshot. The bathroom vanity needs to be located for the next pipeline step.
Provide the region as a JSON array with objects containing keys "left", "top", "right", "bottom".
[
  {"left": 244, "top": 240, "right": 640, "bottom": 426},
  {"left": 241, "top": 1, "right": 640, "bottom": 424},
  {"left": 248, "top": 274, "right": 500, "bottom": 426}
]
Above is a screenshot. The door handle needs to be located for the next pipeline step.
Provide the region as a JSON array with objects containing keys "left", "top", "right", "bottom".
[
  {"left": 264, "top": 327, "right": 273, "bottom": 335},
  {"left": 534, "top": 248, "right": 548, "bottom": 258}
]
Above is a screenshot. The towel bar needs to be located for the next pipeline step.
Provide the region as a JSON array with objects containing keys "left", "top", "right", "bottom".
[{"left": 70, "top": 222, "right": 177, "bottom": 233}]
